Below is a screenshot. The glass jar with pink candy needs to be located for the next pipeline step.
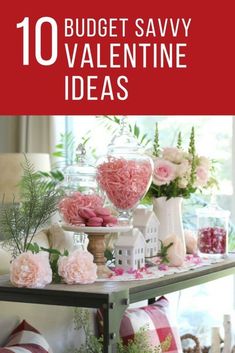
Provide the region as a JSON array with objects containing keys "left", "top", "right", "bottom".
[
  {"left": 196, "top": 198, "right": 230, "bottom": 258},
  {"left": 96, "top": 117, "right": 153, "bottom": 225},
  {"left": 58, "top": 145, "right": 118, "bottom": 246}
]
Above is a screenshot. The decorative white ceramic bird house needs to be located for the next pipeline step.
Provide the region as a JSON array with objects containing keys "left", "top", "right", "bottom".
[
  {"left": 114, "top": 228, "right": 146, "bottom": 271},
  {"left": 133, "top": 208, "right": 159, "bottom": 258}
]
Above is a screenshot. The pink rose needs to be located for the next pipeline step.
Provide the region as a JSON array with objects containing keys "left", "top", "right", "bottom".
[
  {"left": 58, "top": 250, "right": 97, "bottom": 284},
  {"left": 10, "top": 252, "right": 52, "bottom": 288},
  {"left": 195, "top": 165, "right": 209, "bottom": 187},
  {"left": 153, "top": 159, "right": 176, "bottom": 186}
]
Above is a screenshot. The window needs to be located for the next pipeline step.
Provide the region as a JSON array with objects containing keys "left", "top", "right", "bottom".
[
  {"left": 127, "top": 250, "right": 131, "bottom": 255},
  {"left": 118, "top": 250, "right": 122, "bottom": 255},
  {"left": 118, "top": 260, "right": 122, "bottom": 265}
]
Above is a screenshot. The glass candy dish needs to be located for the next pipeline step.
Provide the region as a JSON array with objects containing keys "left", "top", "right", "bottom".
[{"left": 96, "top": 117, "right": 153, "bottom": 225}]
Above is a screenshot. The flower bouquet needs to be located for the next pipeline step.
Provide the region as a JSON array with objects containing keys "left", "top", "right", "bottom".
[
  {"left": 148, "top": 125, "right": 216, "bottom": 200},
  {"left": 147, "top": 125, "right": 217, "bottom": 254}
]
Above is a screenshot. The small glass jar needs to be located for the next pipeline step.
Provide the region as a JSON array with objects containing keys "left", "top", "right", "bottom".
[
  {"left": 58, "top": 144, "right": 99, "bottom": 198},
  {"left": 57, "top": 144, "right": 104, "bottom": 246},
  {"left": 196, "top": 202, "right": 230, "bottom": 258},
  {"left": 96, "top": 116, "right": 153, "bottom": 224}
]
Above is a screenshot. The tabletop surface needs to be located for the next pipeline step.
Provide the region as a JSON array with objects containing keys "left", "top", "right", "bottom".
[{"left": 1, "top": 255, "right": 235, "bottom": 303}]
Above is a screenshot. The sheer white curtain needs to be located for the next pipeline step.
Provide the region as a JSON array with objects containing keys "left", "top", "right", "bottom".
[{"left": 0, "top": 116, "right": 57, "bottom": 154}]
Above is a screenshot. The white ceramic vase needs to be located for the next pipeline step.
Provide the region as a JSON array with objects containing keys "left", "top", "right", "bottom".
[{"left": 153, "top": 196, "right": 186, "bottom": 252}]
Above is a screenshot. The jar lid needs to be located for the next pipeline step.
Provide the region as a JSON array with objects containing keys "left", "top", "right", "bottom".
[
  {"left": 196, "top": 202, "right": 230, "bottom": 218},
  {"left": 63, "top": 144, "right": 95, "bottom": 177},
  {"left": 107, "top": 116, "right": 141, "bottom": 155}
]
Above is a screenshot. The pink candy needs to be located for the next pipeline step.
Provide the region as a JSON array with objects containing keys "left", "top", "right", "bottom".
[
  {"left": 78, "top": 207, "right": 96, "bottom": 219},
  {"left": 95, "top": 207, "right": 111, "bottom": 217},
  {"left": 97, "top": 157, "right": 152, "bottom": 210},
  {"left": 198, "top": 227, "right": 227, "bottom": 254},
  {"left": 59, "top": 192, "right": 117, "bottom": 227},
  {"left": 102, "top": 215, "right": 118, "bottom": 226}
]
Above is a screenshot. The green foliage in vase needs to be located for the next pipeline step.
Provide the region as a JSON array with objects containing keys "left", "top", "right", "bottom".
[
  {"left": 0, "top": 157, "right": 60, "bottom": 258},
  {"left": 147, "top": 125, "right": 217, "bottom": 200},
  {"left": 69, "top": 308, "right": 161, "bottom": 353},
  {"left": 70, "top": 308, "right": 103, "bottom": 353},
  {"left": 96, "top": 115, "right": 152, "bottom": 148},
  {"left": 153, "top": 122, "right": 160, "bottom": 157}
]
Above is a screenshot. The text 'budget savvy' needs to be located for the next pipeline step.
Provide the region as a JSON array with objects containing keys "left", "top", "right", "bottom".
[{"left": 64, "top": 18, "right": 192, "bottom": 38}]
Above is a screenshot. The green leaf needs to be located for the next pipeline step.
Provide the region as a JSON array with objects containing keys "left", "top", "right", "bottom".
[
  {"left": 40, "top": 247, "right": 62, "bottom": 255},
  {"left": 133, "top": 123, "right": 140, "bottom": 138},
  {"left": 52, "top": 151, "right": 63, "bottom": 157},
  {"left": 55, "top": 143, "right": 63, "bottom": 149},
  {"left": 63, "top": 249, "right": 69, "bottom": 256}
]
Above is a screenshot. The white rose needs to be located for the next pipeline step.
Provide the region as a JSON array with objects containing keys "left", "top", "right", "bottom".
[
  {"left": 178, "top": 177, "right": 189, "bottom": 188},
  {"left": 176, "top": 159, "right": 190, "bottom": 177},
  {"left": 198, "top": 156, "right": 211, "bottom": 169},
  {"left": 162, "top": 147, "right": 185, "bottom": 164}
]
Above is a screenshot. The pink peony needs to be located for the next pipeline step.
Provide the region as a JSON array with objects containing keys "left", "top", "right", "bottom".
[
  {"left": 162, "top": 235, "right": 185, "bottom": 267},
  {"left": 153, "top": 159, "right": 176, "bottom": 186},
  {"left": 10, "top": 252, "right": 52, "bottom": 288},
  {"left": 58, "top": 250, "right": 97, "bottom": 284},
  {"left": 195, "top": 165, "right": 209, "bottom": 187}
]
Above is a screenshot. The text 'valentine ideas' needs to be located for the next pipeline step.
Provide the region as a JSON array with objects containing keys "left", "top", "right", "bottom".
[{"left": 16, "top": 17, "right": 191, "bottom": 102}]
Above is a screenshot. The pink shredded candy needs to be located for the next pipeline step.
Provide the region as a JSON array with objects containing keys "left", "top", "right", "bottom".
[
  {"left": 97, "top": 157, "right": 152, "bottom": 210},
  {"left": 59, "top": 192, "right": 117, "bottom": 227}
]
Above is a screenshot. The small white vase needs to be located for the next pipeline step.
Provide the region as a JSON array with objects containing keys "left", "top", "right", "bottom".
[{"left": 153, "top": 196, "right": 186, "bottom": 253}]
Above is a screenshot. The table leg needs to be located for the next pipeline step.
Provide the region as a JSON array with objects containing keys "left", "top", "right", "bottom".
[{"left": 102, "top": 290, "right": 129, "bottom": 353}]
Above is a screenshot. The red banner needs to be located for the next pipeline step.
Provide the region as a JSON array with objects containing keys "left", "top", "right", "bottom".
[{"left": 0, "top": 0, "right": 234, "bottom": 115}]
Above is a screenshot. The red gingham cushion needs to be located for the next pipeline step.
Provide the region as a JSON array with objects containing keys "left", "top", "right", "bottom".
[
  {"left": 97, "top": 296, "right": 182, "bottom": 353},
  {"left": 0, "top": 320, "right": 53, "bottom": 353}
]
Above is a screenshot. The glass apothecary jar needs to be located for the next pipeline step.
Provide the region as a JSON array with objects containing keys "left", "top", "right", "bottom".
[
  {"left": 96, "top": 117, "right": 153, "bottom": 224},
  {"left": 196, "top": 202, "right": 230, "bottom": 258},
  {"left": 57, "top": 144, "right": 104, "bottom": 227}
]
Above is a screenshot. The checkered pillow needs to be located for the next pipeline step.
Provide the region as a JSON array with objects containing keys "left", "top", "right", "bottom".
[
  {"left": 97, "top": 296, "right": 182, "bottom": 353},
  {"left": 0, "top": 320, "right": 53, "bottom": 353}
]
